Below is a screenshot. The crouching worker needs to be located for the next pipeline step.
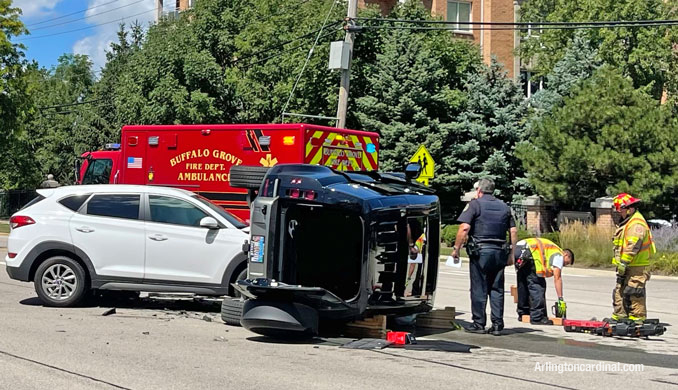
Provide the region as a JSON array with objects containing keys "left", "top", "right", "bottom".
[{"left": 514, "top": 238, "right": 574, "bottom": 325}]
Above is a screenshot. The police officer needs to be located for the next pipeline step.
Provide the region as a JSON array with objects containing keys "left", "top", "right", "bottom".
[{"left": 452, "top": 179, "right": 518, "bottom": 336}]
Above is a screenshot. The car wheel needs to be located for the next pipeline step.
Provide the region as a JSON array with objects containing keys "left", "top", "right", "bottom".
[
  {"left": 231, "top": 267, "right": 248, "bottom": 298},
  {"left": 34, "top": 256, "right": 87, "bottom": 307},
  {"left": 229, "top": 166, "right": 269, "bottom": 189},
  {"left": 221, "top": 297, "right": 244, "bottom": 326}
]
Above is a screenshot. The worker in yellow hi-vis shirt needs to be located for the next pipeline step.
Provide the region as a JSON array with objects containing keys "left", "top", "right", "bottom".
[{"left": 610, "top": 193, "right": 656, "bottom": 324}]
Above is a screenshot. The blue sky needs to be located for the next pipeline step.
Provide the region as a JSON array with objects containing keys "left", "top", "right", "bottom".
[{"left": 12, "top": 0, "right": 173, "bottom": 72}]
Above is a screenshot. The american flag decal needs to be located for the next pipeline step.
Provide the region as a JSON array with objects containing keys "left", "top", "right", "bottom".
[{"left": 127, "top": 157, "right": 142, "bottom": 168}]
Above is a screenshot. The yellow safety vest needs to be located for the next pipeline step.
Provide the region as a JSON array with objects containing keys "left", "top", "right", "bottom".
[
  {"left": 612, "top": 211, "right": 656, "bottom": 267},
  {"left": 524, "top": 238, "right": 562, "bottom": 278},
  {"left": 415, "top": 234, "right": 425, "bottom": 251}
]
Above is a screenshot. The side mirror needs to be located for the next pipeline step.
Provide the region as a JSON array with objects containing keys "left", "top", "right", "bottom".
[
  {"left": 404, "top": 163, "right": 422, "bottom": 181},
  {"left": 200, "top": 216, "right": 220, "bottom": 229}
]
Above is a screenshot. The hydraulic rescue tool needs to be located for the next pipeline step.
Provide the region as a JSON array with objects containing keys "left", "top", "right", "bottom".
[{"left": 562, "top": 318, "right": 667, "bottom": 338}]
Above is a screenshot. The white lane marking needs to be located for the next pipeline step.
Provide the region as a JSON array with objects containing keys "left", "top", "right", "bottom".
[{"left": 0, "top": 262, "right": 5, "bottom": 265}]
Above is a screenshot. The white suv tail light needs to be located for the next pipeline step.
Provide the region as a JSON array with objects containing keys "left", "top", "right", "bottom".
[{"left": 9, "top": 215, "right": 35, "bottom": 230}]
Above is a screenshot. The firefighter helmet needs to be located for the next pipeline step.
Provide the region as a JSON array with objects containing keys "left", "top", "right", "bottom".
[{"left": 613, "top": 193, "right": 641, "bottom": 212}]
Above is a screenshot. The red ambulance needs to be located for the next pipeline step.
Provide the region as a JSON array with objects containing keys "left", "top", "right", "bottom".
[{"left": 78, "top": 123, "right": 380, "bottom": 222}]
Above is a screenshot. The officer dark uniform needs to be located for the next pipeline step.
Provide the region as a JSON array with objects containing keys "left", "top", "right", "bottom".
[{"left": 454, "top": 179, "right": 515, "bottom": 335}]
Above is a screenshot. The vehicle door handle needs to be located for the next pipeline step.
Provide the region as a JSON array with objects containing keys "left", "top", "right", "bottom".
[
  {"left": 149, "top": 234, "right": 168, "bottom": 242},
  {"left": 75, "top": 226, "right": 95, "bottom": 233}
]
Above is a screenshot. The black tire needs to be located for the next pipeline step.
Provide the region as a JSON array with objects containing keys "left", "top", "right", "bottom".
[
  {"left": 34, "top": 256, "right": 87, "bottom": 307},
  {"left": 221, "top": 297, "right": 244, "bottom": 326},
  {"left": 230, "top": 267, "right": 248, "bottom": 298},
  {"left": 229, "top": 166, "right": 269, "bottom": 189}
]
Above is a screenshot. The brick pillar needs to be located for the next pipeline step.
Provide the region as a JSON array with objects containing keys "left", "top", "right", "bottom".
[
  {"left": 522, "top": 195, "right": 554, "bottom": 234},
  {"left": 591, "top": 197, "right": 618, "bottom": 228}
]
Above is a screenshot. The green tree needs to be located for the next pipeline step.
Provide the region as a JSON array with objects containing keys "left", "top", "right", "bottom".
[
  {"left": 517, "top": 66, "right": 678, "bottom": 214},
  {"left": 445, "top": 59, "right": 529, "bottom": 203},
  {"left": 519, "top": 0, "right": 674, "bottom": 99},
  {"left": 355, "top": 1, "right": 529, "bottom": 219},
  {"left": 24, "top": 54, "right": 99, "bottom": 185},
  {"left": 529, "top": 30, "right": 600, "bottom": 115},
  {"left": 0, "top": 0, "right": 34, "bottom": 188}
]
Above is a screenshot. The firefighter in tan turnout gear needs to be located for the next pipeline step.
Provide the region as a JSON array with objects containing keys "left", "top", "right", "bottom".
[{"left": 610, "top": 193, "right": 656, "bottom": 323}]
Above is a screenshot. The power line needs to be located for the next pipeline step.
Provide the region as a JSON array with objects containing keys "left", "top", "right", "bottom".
[
  {"left": 30, "top": 0, "right": 147, "bottom": 32},
  {"left": 356, "top": 22, "right": 678, "bottom": 32},
  {"left": 281, "top": 0, "right": 341, "bottom": 120},
  {"left": 231, "top": 21, "right": 342, "bottom": 65},
  {"left": 37, "top": 99, "right": 105, "bottom": 111},
  {"left": 241, "top": 27, "right": 342, "bottom": 69},
  {"left": 26, "top": 0, "right": 121, "bottom": 27},
  {"left": 354, "top": 17, "right": 678, "bottom": 27},
  {"left": 16, "top": 9, "right": 156, "bottom": 41},
  {"left": 352, "top": 17, "right": 678, "bottom": 31}
]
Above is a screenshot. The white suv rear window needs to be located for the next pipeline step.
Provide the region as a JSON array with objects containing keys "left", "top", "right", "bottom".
[
  {"left": 86, "top": 194, "right": 140, "bottom": 220},
  {"left": 59, "top": 194, "right": 90, "bottom": 212}
]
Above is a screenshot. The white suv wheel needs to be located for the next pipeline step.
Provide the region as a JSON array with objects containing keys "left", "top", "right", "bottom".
[
  {"left": 34, "top": 256, "right": 87, "bottom": 307},
  {"left": 42, "top": 264, "right": 78, "bottom": 301}
]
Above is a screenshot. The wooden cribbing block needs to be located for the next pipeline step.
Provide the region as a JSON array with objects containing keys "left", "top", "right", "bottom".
[
  {"left": 344, "top": 315, "right": 387, "bottom": 339},
  {"left": 549, "top": 317, "right": 563, "bottom": 326},
  {"left": 416, "top": 307, "right": 456, "bottom": 330},
  {"left": 510, "top": 285, "right": 518, "bottom": 304},
  {"left": 521, "top": 315, "right": 562, "bottom": 326}
]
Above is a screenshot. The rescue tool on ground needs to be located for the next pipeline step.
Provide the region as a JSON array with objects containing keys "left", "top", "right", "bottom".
[{"left": 563, "top": 318, "right": 666, "bottom": 338}]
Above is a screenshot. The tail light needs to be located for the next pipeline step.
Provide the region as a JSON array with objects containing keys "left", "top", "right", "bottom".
[
  {"left": 9, "top": 216, "right": 35, "bottom": 229},
  {"left": 286, "top": 189, "right": 316, "bottom": 200},
  {"left": 8, "top": 253, "right": 17, "bottom": 259}
]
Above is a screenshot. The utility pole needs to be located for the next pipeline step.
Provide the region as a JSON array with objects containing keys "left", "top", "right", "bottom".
[
  {"left": 156, "top": 0, "right": 163, "bottom": 23},
  {"left": 335, "top": 0, "right": 358, "bottom": 129}
]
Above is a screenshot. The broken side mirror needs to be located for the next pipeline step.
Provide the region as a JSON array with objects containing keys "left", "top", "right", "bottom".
[{"left": 404, "top": 163, "right": 422, "bottom": 181}]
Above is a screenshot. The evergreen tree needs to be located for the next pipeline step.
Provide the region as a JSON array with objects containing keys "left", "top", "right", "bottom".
[
  {"left": 529, "top": 31, "right": 600, "bottom": 116},
  {"left": 354, "top": 1, "right": 482, "bottom": 219},
  {"left": 445, "top": 59, "right": 528, "bottom": 203},
  {"left": 519, "top": 0, "right": 674, "bottom": 99},
  {"left": 517, "top": 66, "right": 678, "bottom": 214}
]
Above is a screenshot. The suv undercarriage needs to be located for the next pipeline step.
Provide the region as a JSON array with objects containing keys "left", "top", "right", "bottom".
[{"left": 232, "top": 164, "right": 440, "bottom": 336}]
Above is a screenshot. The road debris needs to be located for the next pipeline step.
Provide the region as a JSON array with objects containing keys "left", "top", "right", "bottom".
[{"left": 101, "top": 308, "right": 116, "bottom": 316}]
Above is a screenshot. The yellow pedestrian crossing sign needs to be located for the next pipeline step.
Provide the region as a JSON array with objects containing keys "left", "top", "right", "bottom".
[{"left": 409, "top": 145, "right": 435, "bottom": 186}]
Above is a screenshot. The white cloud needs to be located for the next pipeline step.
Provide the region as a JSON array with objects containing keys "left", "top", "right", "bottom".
[
  {"left": 13, "top": 0, "right": 64, "bottom": 20},
  {"left": 72, "top": 0, "right": 163, "bottom": 71}
]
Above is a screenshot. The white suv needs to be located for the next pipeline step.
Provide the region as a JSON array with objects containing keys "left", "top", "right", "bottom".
[{"left": 5, "top": 185, "right": 249, "bottom": 307}]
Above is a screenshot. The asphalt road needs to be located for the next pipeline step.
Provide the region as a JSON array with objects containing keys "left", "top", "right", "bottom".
[{"left": 1, "top": 242, "right": 677, "bottom": 390}]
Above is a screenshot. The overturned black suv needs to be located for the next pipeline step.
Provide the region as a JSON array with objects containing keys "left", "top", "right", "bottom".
[{"left": 227, "top": 164, "right": 440, "bottom": 336}]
